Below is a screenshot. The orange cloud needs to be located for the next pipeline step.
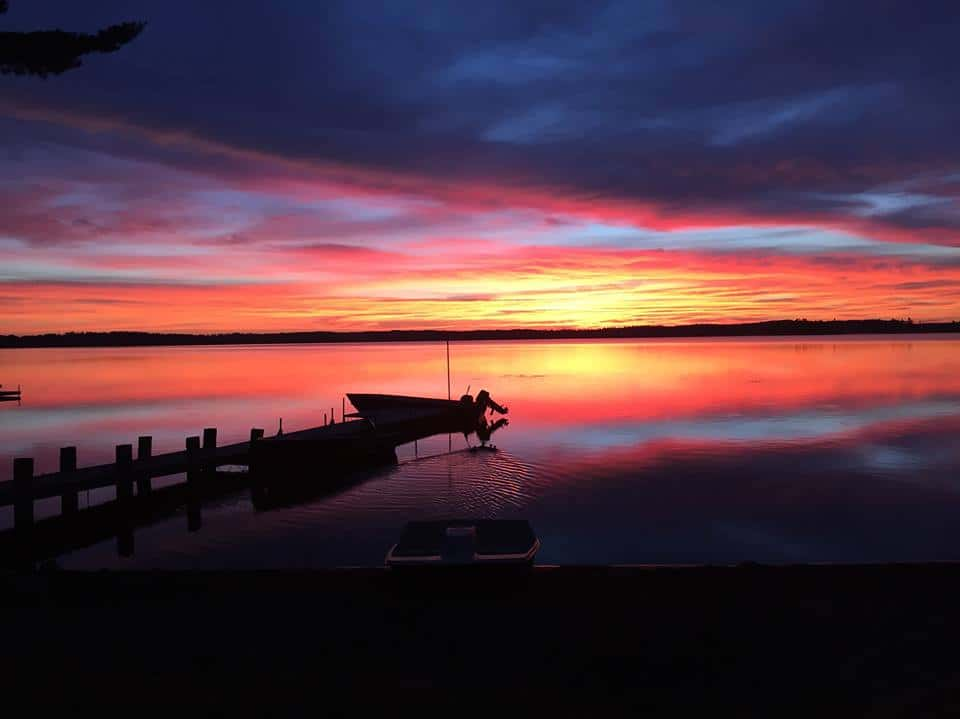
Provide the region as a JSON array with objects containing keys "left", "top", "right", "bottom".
[
  {"left": 3, "top": 102, "right": 960, "bottom": 333},
  {"left": 3, "top": 244, "right": 959, "bottom": 334}
]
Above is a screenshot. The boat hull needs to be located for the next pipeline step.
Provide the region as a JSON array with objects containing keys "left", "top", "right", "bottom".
[
  {"left": 346, "top": 392, "right": 476, "bottom": 429},
  {"left": 347, "top": 393, "right": 467, "bottom": 416},
  {"left": 386, "top": 519, "right": 540, "bottom": 568}
]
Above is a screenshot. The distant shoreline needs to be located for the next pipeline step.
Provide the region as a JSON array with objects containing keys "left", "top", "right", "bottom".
[{"left": 2, "top": 319, "right": 958, "bottom": 349}]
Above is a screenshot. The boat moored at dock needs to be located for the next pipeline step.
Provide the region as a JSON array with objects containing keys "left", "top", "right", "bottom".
[
  {"left": 1, "top": 385, "right": 512, "bottom": 564},
  {"left": 247, "top": 390, "right": 509, "bottom": 493},
  {"left": 347, "top": 389, "right": 508, "bottom": 427}
]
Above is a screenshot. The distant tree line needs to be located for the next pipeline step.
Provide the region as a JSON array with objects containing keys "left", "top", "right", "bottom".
[{"left": 2, "top": 319, "right": 958, "bottom": 349}]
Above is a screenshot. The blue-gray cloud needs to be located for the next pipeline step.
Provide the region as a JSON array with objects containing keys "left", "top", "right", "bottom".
[{"left": 2, "top": 0, "right": 960, "bottom": 241}]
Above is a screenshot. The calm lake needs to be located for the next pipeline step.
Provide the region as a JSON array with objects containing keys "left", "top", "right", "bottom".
[{"left": 2, "top": 335, "right": 959, "bottom": 568}]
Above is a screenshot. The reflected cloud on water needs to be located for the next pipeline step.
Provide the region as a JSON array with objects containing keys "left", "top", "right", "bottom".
[{"left": 1, "top": 336, "right": 958, "bottom": 567}]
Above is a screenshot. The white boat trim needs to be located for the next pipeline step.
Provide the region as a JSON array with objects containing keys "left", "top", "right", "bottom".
[{"left": 385, "top": 539, "right": 540, "bottom": 566}]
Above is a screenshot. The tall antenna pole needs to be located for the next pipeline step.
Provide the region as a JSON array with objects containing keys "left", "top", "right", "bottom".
[{"left": 446, "top": 338, "right": 452, "bottom": 453}]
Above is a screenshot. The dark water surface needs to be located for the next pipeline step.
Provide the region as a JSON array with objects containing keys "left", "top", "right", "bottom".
[{"left": 1, "top": 336, "right": 959, "bottom": 567}]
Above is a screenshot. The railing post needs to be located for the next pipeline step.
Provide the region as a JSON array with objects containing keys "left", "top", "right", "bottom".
[
  {"left": 115, "top": 443, "right": 135, "bottom": 559},
  {"left": 59, "top": 446, "right": 78, "bottom": 516},
  {"left": 136, "top": 435, "right": 153, "bottom": 496},
  {"left": 185, "top": 435, "right": 202, "bottom": 532},
  {"left": 13, "top": 457, "right": 34, "bottom": 570},
  {"left": 186, "top": 436, "right": 201, "bottom": 485},
  {"left": 115, "top": 444, "right": 134, "bottom": 503},
  {"left": 202, "top": 427, "right": 217, "bottom": 486},
  {"left": 13, "top": 456, "right": 34, "bottom": 536},
  {"left": 202, "top": 427, "right": 217, "bottom": 451},
  {"left": 248, "top": 427, "right": 265, "bottom": 507}
]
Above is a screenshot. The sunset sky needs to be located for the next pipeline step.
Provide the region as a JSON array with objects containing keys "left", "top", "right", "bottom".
[{"left": 2, "top": 0, "right": 960, "bottom": 333}]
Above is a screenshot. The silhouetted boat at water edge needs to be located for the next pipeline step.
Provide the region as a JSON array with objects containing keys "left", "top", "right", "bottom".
[
  {"left": 347, "top": 393, "right": 463, "bottom": 413},
  {"left": 346, "top": 390, "right": 508, "bottom": 427},
  {"left": 248, "top": 390, "right": 510, "bottom": 492},
  {"left": 386, "top": 519, "right": 540, "bottom": 569}
]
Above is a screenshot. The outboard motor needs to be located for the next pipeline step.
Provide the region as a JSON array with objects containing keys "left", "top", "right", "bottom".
[{"left": 475, "top": 389, "right": 508, "bottom": 417}]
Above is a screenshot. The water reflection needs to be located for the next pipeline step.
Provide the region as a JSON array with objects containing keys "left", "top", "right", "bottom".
[{"left": 1, "top": 336, "right": 959, "bottom": 566}]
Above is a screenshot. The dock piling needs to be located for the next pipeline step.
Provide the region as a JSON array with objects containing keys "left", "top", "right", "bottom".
[
  {"left": 249, "top": 428, "right": 266, "bottom": 507},
  {"left": 202, "top": 427, "right": 217, "bottom": 451},
  {"left": 59, "top": 447, "right": 78, "bottom": 516},
  {"left": 115, "top": 444, "right": 136, "bottom": 557},
  {"left": 115, "top": 444, "right": 134, "bottom": 503},
  {"left": 13, "top": 457, "right": 34, "bottom": 569},
  {"left": 201, "top": 428, "right": 217, "bottom": 487},
  {"left": 13, "top": 457, "right": 34, "bottom": 534},
  {"left": 136, "top": 436, "right": 153, "bottom": 496},
  {"left": 185, "top": 436, "right": 201, "bottom": 484},
  {"left": 185, "top": 435, "right": 202, "bottom": 532}
]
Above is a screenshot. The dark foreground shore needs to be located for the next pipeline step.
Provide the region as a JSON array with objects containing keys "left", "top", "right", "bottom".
[{"left": 3, "top": 563, "right": 959, "bottom": 715}]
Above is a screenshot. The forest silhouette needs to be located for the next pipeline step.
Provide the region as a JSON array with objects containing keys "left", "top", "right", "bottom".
[{"left": 2, "top": 319, "right": 957, "bottom": 349}]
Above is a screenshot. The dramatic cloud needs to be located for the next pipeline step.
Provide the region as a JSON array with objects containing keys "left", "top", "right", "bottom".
[{"left": 2, "top": 1, "right": 959, "bottom": 331}]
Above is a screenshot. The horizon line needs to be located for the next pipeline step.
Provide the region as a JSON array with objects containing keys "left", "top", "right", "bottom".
[{"left": 3, "top": 318, "right": 960, "bottom": 348}]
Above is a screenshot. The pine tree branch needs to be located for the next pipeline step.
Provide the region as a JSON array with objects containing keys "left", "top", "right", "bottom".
[{"left": 0, "top": 3, "right": 145, "bottom": 77}]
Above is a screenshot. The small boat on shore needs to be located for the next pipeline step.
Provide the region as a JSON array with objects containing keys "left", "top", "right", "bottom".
[{"left": 386, "top": 519, "right": 540, "bottom": 568}]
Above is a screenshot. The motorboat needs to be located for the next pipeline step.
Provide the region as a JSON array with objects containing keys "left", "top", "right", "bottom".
[
  {"left": 347, "top": 390, "right": 507, "bottom": 428},
  {"left": 385, "top": 519, "right": 540, "bottom": 568}
]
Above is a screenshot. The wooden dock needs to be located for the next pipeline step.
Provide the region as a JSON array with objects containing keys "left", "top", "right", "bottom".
[
  {"left": 0, "top": 417, "right": 374, "bottom": 556},
  {"left": 0, "top": 421, "right": 367, "bottom": 507},
  {"left": 0, "top": 406, "right": 480, "bottom": 567}
]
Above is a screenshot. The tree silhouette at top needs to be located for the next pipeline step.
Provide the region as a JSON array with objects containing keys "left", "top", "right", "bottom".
[{"left": 0, "top": 0, "right": 145, "bottom": 78}]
